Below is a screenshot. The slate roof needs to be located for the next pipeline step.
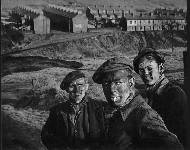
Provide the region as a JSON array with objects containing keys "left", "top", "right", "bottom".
[
  {"left": 12, "top": 6, "right": 42, "bottom": 18},
  {"left": 125, "top": 14, "right": 185, "bottom": 20},
  {"left": 43, "top": 7, "right": 78, "bottom": 19}
]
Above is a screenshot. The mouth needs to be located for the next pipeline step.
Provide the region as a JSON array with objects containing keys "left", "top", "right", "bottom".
[
  {"left": 143, "top": 76, "right": 152, "bottom": 82},
  {"left": 111, "top": 95, "right": 120, "bottom": 103}
]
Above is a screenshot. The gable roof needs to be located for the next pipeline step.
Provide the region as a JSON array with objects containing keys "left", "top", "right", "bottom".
[
  {"left": 43, "top": 7, "right": 78, "bottom": 19},
  {"left": 12, "top": 6, "right": 42, "bottom": 18}
]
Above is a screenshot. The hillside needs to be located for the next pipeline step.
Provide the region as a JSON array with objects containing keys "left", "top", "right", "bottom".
[
  {"left": 1, "top": 0, "right": 187, "bottom": 15},
  {"left": 76, "top": 0, "right": 187, "bottom": 11},
  {"left": 1, "top": 30, "right": 187, "bottom": 58},
  {"left": 1, "top": 47, "right": 186, "bottom": 150},
  {"left": 1, "top": 28, "right": 187, "bottom": 149}
]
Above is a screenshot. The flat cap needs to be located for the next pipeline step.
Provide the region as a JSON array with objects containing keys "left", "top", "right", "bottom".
[
  {"left": 92, "top": 57, "right": 133, "bottom": 84},
  {"left": 133, "top": 48, "right": 165, "bottom": 74},
  {"left": 60, "top": 70, "right": 85, "bottom": 90}
]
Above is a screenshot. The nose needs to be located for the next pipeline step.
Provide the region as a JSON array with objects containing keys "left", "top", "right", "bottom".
[
  {"left": 144, "top": 69, "right": 149, "bottom": 75},
  {"left": 110, "top": 82, "right": 117, "bottom": 92},
  {"left": 73, "top": 85, "right": 82, "bottom": 93}
]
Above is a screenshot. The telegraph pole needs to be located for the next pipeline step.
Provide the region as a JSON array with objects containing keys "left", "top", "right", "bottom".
[
  {"left": 184, "top": 0, "right": 190, "bottom": 99},
  {"left": 183, "top": 0, "right": 190, "bottom": 148}
]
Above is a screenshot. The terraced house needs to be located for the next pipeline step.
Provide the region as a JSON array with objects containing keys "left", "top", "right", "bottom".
[
  {"left": 43, "top": 4, "right": 88, "bottom": 33},
  {"left": 10, "top": 3, "right": 186, "bottom": 34},
  {"left": 124, "top": 11, "right": 186, "bottom": 31},
  {"left": 12, "top": 5, "right": 50, "bottom": 34}
]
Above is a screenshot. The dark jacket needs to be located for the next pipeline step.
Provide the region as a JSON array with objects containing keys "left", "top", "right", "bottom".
[
  {"left": 41, "top": 96, "right": 106, "bottom": 150},
  {"left": 104, "top": 94, "right": 183, "bottom": 150},
  {"left": 146, "top": 78, "right": 188, "bottom": 146}
]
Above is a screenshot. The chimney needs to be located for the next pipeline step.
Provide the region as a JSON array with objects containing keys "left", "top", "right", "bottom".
[
  {"left": 149, "top": 12, "right": 153, "bottom": 16},
  {"left": 167, "top": 11, "right": 170, "bottom": 17}
]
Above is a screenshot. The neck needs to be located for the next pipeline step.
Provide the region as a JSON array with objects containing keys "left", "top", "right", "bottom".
[
  {"left": 120, "top": 90, "right": 135, "bottom": 108},
  {"left": 147, "top": 74, "right": 165, "bottom": 89},
  {"left": 146, "top": 75, "right": 168, "bottom": 95},
  {"left": 69, "top": 96, "right": 85, "bottom": 105}
]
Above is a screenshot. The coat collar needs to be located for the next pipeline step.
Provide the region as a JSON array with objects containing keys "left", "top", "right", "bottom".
[
  {"left": 67, "top": 95, "right": 88, "bottom": 114},
  {"left": 118, "top": 94, "right": 145, "bottom": 121},
  {"left": 146, "top": 77, "right": 169, "bottom": 95}
]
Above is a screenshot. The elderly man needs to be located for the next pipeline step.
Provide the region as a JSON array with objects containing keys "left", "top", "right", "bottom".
[
  {"left": 133, "top": 48, "right": 188, "bottom": 147},
  {"left": 41, "top": 70, "right": 105, "bottom": 150},
  {"left": 92, "top": 57, "right": 183, "bottom": 150}
]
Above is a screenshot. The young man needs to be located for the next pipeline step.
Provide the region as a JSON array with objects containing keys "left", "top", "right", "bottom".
[
  {"left": 133, "top": 48, "right": 188, "bottom": 147},
  {"left": 41, "top": 70, "right": 105, "bottom": 150},
  {"left": 92, "top": 57, "right": 183, "bottom": 150}
]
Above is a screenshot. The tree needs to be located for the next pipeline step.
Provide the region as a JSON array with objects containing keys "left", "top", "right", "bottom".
[
  {"left": 119, "top": 17, "right": 127, "bottom": 31},
  {"left": 1, "top": 23, "right": 24, "bottom": 52},
  {"left": 162, "top": 20, "right": 180, "bottom": 52}
]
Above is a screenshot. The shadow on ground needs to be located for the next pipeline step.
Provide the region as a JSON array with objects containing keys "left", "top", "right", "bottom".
[{"left": 1, "top": 56, "right": 83, "bottom": 77}]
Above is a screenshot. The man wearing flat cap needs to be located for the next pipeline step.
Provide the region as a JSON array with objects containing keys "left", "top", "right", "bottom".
[
  {"left": 41, "top": 70, "right": 106, "bottom": 150},
  {"left": 92, "top": 57, "right": 183, "bottom": 150},
  {"left": 133, "top": 48, "right": 189, "bottom": 148}
]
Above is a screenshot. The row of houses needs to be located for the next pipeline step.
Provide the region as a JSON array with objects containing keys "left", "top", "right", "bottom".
[
  {"left": 120, "top": 15, "right": 186, "bottom": 31},
  {"left": 87, "top": 6, "right": 186, "bottom": 31},
  {"left": 8, "top": 3, "right": 186, "bottom": 34},
  {"left": 10, "top": 4, "right": 88, "bottom": 34}
]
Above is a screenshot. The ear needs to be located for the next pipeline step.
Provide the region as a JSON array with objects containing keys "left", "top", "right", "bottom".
[
  {"left": 85, "top": 83, "right": 89, "bottom": 91},
  {"left": 128, "top": 77, "right": 135, "bottom": 88},
  {"left": 159, "top": 63, "right": 164, "bottom": 74}
]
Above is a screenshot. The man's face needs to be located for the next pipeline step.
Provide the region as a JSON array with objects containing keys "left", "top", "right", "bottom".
[
  {"left": 102, "top": 70, "right": 134, "bottom": 107},
  {"left": 68, "top": 77, "right": 89, "bottom": 104},
  {"left": 138, "top": 57, "right": 162, "bottom": 86}
]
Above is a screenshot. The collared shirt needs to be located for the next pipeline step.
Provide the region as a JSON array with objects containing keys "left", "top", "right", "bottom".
[
  {"left": 146, "top": 76, "right": 169, "bottom": 95},
  {"left": 145, "top": 77, "right": 188, "bottom": 146},
  {"left": 68, "top": 100, "right": 86, "bottom": 125},
  {"left": 118, "top": 93, "right": 144, "bottom": 122},
  {"left": 105, "top": 94, "right": 183, "bottom": 150},
  {"left": 104, "top": 91, "right": 135, "bottom": 121},
  {"left": 41, "top": 95, "right": 106, "bottom": 149}
]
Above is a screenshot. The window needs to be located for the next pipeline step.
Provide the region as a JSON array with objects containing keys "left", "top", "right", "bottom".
[{"left": 130, "top": 21, "right": 132, "bottom": 24}]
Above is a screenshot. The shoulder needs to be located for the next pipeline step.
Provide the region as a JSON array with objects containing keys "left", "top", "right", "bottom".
[
  {"left": 136, "top": 105, "right": 167, "bottom": 129},
  {"left": 163, "top": 82, "right": 187, "bottom": 101},
  {"left": 164, "top": 82, "right": 186, "bottom": 94},
  {"left": 49, "top": 102, "right": 68, "bottom": 113},
  {"left": 133, "top": 95, "right": 165, "bottom": 125}
]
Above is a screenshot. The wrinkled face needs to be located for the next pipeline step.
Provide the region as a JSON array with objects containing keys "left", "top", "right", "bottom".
[
  {"left": 138, "top": 57, "right": 162, "bottom": 86},
  {"left": 68, "top": 77, "right": 89, "bottom": 104},
  {"left": 102, "top": 70, "right": 134, "bottom": 107}
]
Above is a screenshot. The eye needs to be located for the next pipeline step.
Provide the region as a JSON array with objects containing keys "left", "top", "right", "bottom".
[
  {"left": 139, "top": 68, "right": 145, "bottom": 73},
  {"left": 147, "top": 67, "right": 153, "bottom": 72},
  {"left": 78, "top": 83, "right": 85, "bottom": 87},
  {"left": 69, "top": 83, "right": 75, "bottom": 88},
  {"left": 115, "top": 81, "right": 123, "bottom": 85},
  {"left": 103, "top": 81, "right": 109, "bottom": 86}
]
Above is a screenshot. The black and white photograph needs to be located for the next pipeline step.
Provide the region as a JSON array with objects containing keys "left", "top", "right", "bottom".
[{"left": 1, "top": 0, "right": 190, "bottom": 150}]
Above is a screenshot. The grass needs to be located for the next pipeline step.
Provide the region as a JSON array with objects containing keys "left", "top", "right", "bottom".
[
  {"left": 1, "top": 56, "right": 83, "bottom": 77},
  {"left": 1, "top": 47, "right": 186, "bottom": 110}
]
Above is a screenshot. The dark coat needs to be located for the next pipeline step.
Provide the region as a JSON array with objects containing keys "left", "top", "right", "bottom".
[
  {"left": 41, "top": 96, "right": 106, "bottom": 150},
  {"left": 104, "top": 94, "right": 183, "bottom": 150},
  {"left": 146, "top": 79, "right": 188, "bottom": 146}
]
